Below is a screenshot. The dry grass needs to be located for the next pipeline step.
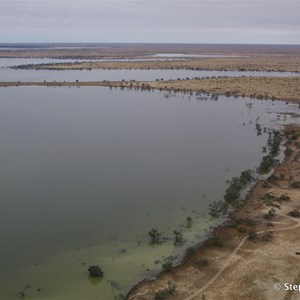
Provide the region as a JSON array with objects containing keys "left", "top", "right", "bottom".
[
  {"left": 2, "top": 76, "right": 299, "bottom": 102},
  {"left": 127, "top": 77, "right": 300, "bottom": 102}
]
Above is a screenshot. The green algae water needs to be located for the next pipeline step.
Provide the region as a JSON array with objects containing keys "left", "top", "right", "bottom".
[{"left": 0, "top": 86, "right": 298, "bottom": 299}]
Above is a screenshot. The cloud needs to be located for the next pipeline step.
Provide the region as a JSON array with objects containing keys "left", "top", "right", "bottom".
[{"left": 0, "top": 0, "right": 299, "bottom": 43}]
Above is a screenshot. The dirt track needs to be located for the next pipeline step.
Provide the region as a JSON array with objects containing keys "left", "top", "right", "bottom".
[{"left": 184, "top": 212, "right": 300, "bottom": 300}]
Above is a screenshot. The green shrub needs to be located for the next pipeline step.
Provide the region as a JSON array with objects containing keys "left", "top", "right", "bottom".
[
  {"left": 224, "top": 169, "right": 254, "bottom": 205},
  {"left": 257, "top": 154, "right": 276, "bottom": 174},
  {"left": 258, "top": 130, "right": 282, "bottom": 174},
  {"left": 261, "top": 192, "right": 276, "bottom": 206},
  {"left": 162, "top": 261, "right": 173, "bottom": 272}
]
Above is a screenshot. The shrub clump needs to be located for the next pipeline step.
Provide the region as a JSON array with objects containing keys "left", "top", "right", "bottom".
[
  {"left": 288, "top": 209, "right": 300, "bottom": 218},
  {"left": 264, "top": 208, "right": 276, "bottom": 220},
  {"left": 162, "top": 261, "right": 173, "bottom": 273},
  {"left": 224, "top": 169, "right": 255, "bottom": 206},
  {"left": 257, "top": 130, "right": 282, "bottom": 174},
  {"left": 248, "top": 231, "right": 258, "bottom": 241},
  {"left": 88, "top": 265, "right": 104, "bottom": 278},
  {"left": 209, "top": 169, "right": 255, "bottom": 218},
  {"left": 261, "top": 193, "right": 290, "bottom": 208}
]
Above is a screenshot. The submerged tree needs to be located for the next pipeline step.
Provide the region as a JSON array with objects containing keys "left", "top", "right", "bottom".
[
  {"left": 186, "top": 216, "right": 193, "bottom": 228},
  {"left": 173, "top": 230, "right": 183, "bottom": 246},
  {"left": 148, "top": 228, "right": 161, "bottom": 244},
  {"left": 88, "top": 265, "right": 104, "bottom": 278},
  {"left": 256, "top": 123, "right": 262, "bottom": 136}
]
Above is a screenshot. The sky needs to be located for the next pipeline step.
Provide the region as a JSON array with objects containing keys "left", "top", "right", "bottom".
[{"left": 0, "top": 0, "right": 299, "bottom": 44}]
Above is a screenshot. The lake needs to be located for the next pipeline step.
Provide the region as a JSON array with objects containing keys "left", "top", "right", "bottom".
[{"left": 0, "top": 86, "right": 299, "bottom": 299}]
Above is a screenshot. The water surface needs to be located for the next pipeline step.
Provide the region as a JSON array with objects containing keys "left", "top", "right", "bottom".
[
  {"left": 0, "top": 86, "right": 299, "bottom": 299},
  {"left": 151, "top": 53, "right": 246, "bottom": 58}
]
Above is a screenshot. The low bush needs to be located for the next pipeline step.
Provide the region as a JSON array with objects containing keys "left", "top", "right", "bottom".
[
  {"left": 248, "top": 231, "right": 258, "bottom": 240},
  {"left": 262, "top": 231, "right": 273, "bottom": 241},
  {"left": 264, "top": 208, "right": 276, "bottom": 220},
  {"left": 288, "top": 209, "right": 300, "bottom": 218}
]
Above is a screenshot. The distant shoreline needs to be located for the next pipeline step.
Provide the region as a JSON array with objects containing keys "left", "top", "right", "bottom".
[{"left": 1, "top": 43, "right": 300, "bottom": 60}]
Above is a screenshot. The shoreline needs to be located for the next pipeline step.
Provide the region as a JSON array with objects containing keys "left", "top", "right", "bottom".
[
  {"left": 8, "top": 56, "right": 300, "bottom": 73},
  {"left": 1, "top": 76, "right": 300, "bottom": 103},
  {"left": 127, "top": 125, "right": 300, "bottom": 299}
]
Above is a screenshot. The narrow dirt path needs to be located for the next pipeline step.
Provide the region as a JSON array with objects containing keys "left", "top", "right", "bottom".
[{"left": 184, "top": 212, "right": 300, "bottom": 300}]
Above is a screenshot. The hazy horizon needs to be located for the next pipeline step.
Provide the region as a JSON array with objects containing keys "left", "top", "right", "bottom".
[{"left": 1, "top": 42, "right": 300, "bottom": 47}]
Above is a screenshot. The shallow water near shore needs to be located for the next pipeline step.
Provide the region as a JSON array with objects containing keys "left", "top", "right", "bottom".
[{"left": 0, "top": 86, "right": 299, "bottom": 299}]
